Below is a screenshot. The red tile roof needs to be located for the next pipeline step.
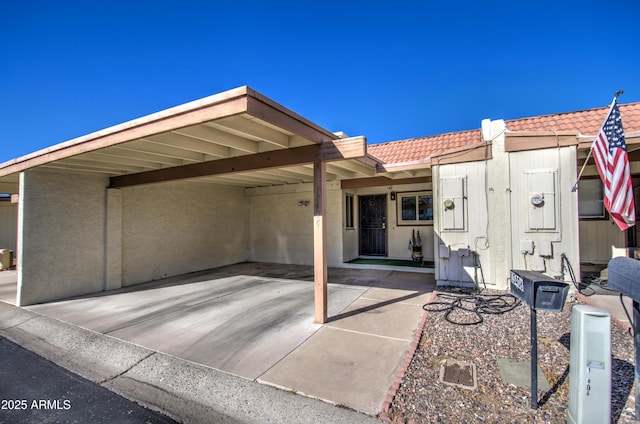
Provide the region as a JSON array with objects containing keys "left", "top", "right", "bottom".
[
  {"left": 368, "top": 129, "right": 481, "bottom": 164},
  {"left": 368, "top": 102, "right": 640, "bottom": 165},
  {"left": 505, "top": 102, "right": 640, "bottom": 134}
]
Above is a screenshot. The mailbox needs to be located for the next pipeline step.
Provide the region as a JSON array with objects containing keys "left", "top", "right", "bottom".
[
  {"left": 608, "top": 257, "right": 640, "bottom": 302},
  {"left": 510, "top": 270, "right": 569, "bottom": 312}
]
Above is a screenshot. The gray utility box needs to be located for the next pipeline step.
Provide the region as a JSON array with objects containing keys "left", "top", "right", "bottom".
[
  {"left": 608, "top": 256, "right": 640, "bottom": 301},
  {"left": 568, "top": 305, "right": 611, "bottom": 424},
  {"left": 510, "top": 270, "right": 569, "bottom": 312}
]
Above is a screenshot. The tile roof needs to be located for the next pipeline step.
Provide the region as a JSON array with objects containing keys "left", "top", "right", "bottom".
[
  {"left": 505, "top": 102, "right": 640, "bottom": 134},
  {"left": 368, "top": 102, "right": 640, "bottom": 165},
  {"left": 368, "top": 129, "right": 481, "bottom": 165}
]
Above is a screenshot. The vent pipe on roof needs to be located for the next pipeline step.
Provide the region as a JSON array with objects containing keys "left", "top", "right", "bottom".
[
  {"left": 481, "top": 119, "right": 506, "bottom": 142},
  {"left": 481, "top": 119, "right": 492, "bottom": 141}
]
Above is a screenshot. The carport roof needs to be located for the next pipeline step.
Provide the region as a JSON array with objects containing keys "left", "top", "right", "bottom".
[{"left": 0, "top": 86, "right": 379, "bottom": 192}]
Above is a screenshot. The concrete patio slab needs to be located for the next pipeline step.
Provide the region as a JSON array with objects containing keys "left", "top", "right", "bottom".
[
  {"left": 258, "top": 325, "right": 409, "bottom": 415},
  {"left": 327, "top": 297, "right": 425, "bottom": 341},
  {"left": 0, "top": 301, "right": 380, "bottom": 424},
  {"left": 29, "top": 272, "right": 368, "bottom": 380},
  {"left": 22, "top": 263, "right": 435, "bottom": 416}
]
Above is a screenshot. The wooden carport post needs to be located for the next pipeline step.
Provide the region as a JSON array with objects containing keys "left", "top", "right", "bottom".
[{"left": 314, "top": 159, "right": 328, "bottom": 323}]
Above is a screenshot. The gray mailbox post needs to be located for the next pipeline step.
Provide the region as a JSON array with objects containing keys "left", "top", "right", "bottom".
[
  {"left": 608, "top": 256, "right": 640, "bottom": 419},
  {"left": 510, "top": 270, "right": 570, "bottom": 409}
]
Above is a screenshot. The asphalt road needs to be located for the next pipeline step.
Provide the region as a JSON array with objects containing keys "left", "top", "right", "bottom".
[{"left": 0, "top": 337, "right": 177, "bottom": 424}]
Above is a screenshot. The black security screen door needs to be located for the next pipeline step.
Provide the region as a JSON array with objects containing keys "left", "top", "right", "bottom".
[{"left": 359, "top": 194, "right": 387, "bottom": 256}]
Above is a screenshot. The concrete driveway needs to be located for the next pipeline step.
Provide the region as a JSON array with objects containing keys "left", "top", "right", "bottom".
[{"left": 22, "top": 263, "right": 434, "bottom": 415}]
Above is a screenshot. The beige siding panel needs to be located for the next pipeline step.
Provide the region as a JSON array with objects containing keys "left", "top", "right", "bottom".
[
  {"left": 434, "top": 162, "right": 490, "bottom": 286},
  {"left": 508, "top": 146, "right": 580, "bottom": 279},
  {"left": 579, "top": 220, "right": 626, "bottom": 264}
]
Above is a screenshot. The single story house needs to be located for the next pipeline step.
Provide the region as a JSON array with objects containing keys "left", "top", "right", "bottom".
[{"left": 0, "top": 86, "right": 638, "bottom": 322}]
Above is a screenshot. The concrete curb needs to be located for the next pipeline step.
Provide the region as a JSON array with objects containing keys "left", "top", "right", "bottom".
[{"left": 0, "top": 301, "right": 380, "bottom": 424}]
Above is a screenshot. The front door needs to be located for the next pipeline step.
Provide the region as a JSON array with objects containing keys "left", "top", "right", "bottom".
[{"left": 359, "top": 194, "right": 387, "bottom": 256}]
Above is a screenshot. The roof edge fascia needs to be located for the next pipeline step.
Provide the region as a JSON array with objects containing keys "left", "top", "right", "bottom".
[
  {"left": 378, "top": 159, "right": 432, "bottom": 173},
  {"left": 0, "top": 86, "right": 251, "bottom": 172},
  {"left": 0, "top": 85, "right": 339, "bottom": 178},
  {"left": 576, "top": 131, "right": 640, "bottom": 149}
]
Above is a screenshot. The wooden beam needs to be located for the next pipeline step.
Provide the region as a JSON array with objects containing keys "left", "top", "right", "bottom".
[
  {"left": 246, "top": 89, "right": 338, "bottom": 144},
  {"left": 504, "top": 132, "right": 579, "bottom": 152},
  {"left": 341, "top": 176, "right": 431, "bottom": 189},
  {"left": 110, "top": 136, "right": 367, "bottom": 188},
  {"left": 314, "top": 159, "right": 327, "bottom": 324},
  {"left": 431, "top": 142, "right": 492, "bottom": 165}
]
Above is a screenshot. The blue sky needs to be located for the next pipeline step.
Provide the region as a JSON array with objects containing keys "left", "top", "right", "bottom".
[{"left": 2, "top": 0, "right": 639, "bottom": 164}]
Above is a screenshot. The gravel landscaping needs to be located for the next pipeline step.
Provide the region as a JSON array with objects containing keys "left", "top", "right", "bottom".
[{"left": 383, "top": 288, "right": 637, "bottom": 423}]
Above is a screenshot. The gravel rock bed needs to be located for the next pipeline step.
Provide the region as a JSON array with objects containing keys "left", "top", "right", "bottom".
[{"left": 385, "top": 289, "right": 636, "bottom": 423}]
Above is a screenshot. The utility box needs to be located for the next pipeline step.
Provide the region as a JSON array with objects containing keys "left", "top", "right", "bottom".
[
  {"left": 568, "top": 305, "right": 611, "bottom": 424},
  {"left": 608, "top": 256, "right": 640, "bottom": 301},
  {"left": 510, "top": 270, "right": 569, "bottom": 312}
]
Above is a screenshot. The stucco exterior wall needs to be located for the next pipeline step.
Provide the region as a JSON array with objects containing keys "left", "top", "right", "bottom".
[
  {"left": 246, "top": 181, "right": 343, "bottom": 267},
  {"left": 351, "top": 183, "right": 433, "bottom": 261},
  {"left": 17, "top": 170, "right": 108, "bottom": 305},
  {"left": 0, "top": 201, "right": 17, "bottom": 254},
  {"left": 120, "top": 182, "right": 248, "bottom": 286}
]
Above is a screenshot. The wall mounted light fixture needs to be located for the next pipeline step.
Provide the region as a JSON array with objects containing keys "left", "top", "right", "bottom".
[{"left": 298, "top": 200, "right": 310, "bottom": 207}]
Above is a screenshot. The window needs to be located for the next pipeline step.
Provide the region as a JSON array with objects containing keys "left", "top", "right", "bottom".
[
  {"left": 345, "top": 194, "right": 354, "bottom": 229},
  {"left": 578, "top": 178, "right": 606, "bottom": 218},
  {"left": 398, "top": 191, "right": 433, "bottom": 225}
]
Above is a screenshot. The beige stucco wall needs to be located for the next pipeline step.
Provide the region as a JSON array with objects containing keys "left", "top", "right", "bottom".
[
  {"left": 348, "top": 183, "right": 434, "bottom": 261},
  {"left": 17, "top": 170, "right": 108, "bottom": 306},
  {"left": 0, "top": 201, "right": 17, "bottom": 254},
  {"left": 246, "top": 181, "right": 343, "bottom": 267},
  {"left": 120, "top": 181, "right": 248, "bottom": 286},
  {"left": 248, "top": 181, "right": 432, "bottom": 267}
]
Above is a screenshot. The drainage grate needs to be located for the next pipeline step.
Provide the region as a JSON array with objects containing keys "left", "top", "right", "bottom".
[{"left": 439, "top": 359, "right": 477, "bottom": 390}]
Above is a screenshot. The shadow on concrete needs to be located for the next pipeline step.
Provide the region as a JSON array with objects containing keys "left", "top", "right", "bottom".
[
  {"left": 327, "top": 290, "right": 430, "bottom": 323},
  {"left": 23, "top": 262, "right": 435, "bottom": 415}
]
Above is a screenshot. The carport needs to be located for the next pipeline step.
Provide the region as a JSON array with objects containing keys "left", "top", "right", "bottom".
[
  {"left": 20, "top": 262, "right": 434, "bottom": 415},
  {"left": 0, "top": 86, "right": 377, "bottom": 323}
]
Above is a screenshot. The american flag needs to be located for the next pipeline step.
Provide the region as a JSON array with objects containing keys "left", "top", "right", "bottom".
[{"left": 592, "top": 100, "right": 635, "bottom": 230}]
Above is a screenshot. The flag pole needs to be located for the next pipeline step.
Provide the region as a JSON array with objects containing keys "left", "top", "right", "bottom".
[{"left": 571, "top": 90, "right": 624, "bottom": 192}]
